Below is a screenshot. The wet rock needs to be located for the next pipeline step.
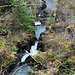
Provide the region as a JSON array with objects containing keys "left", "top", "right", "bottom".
[
  {"left": 33, "top": 51, "right": 54, "bottom": 64},
  {"left": 17, "top": 34, "right": 37, "bottom": 53},
  {"left": 30, "top": 0, "right": 46, "bottom": 13},
  {"left": 46, "top": 21, "right": 66, "bottom": 33},
  {"left": 41, "top": 31, "right": 49, "bottom": 35},
  {"left": 46, "top": 25, "right": 52, "bottom": 31},
  {"left": 66, "top": 24, "right": 75, "bottom": 34},
  {"left": 66, "top": 24, "right": 75, "bottom": 41}
]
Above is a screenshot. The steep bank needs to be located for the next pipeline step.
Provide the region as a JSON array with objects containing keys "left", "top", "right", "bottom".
[
  {"left": 0, "top": 0, "right": 47, "bottom": 74},
  {"left": 0, "top": 0, "right": 36, "bottom": 74},
  {"left": 0, "top": 12, "right": 36, "bottom": 74},
  {"left": 33, "top": 0, "right": 75, "bottom": 75}
]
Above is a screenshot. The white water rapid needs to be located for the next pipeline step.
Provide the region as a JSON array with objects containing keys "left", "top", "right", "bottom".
[
  {"left": 21, "top": 25, "right": 46, "bottom": 63},
  {"left": 21, "top": 41, "right": 39, "bottom": 62}
]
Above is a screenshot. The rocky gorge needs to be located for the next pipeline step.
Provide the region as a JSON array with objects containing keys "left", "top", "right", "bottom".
[{"left": 0, "top": 0, "right": 75, "bottom": 75}]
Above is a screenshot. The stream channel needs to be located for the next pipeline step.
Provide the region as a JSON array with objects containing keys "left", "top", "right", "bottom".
[
  {"left": 10, "top": 0, "right": 57, "bottom": 75},
  {"left": 10, "top": 25, "right": 46, "bottom": 75}
]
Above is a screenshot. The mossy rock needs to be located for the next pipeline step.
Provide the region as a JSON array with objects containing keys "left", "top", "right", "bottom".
[
  {"left": 55, "top": 21, "right": 66, "bottom": 26},
  {"left": 66, "top": 24, "right": 75, "bottom": 35},
  {"left": 66, "top": 24, "right": 75, "bottom": 29},
  {"left": 33, "top": 50, "right": 54, "bottom": 64},
  {"left": 0, "top": 46, "right": 17, "bottom": 67},
  {"left": 46, "top": 24, "right": 53, "bottom": 31},
  {"left": 34, "top": 68, "right": 59, "bottom": 75},
  {"left": 11, "top": 35, "right": 21, "bottom": 43},
  {"left": 46, "top": 21, "right": 66, "bottom": 33}
]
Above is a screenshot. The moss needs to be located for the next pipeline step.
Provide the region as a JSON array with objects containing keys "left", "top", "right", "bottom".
[
  {"left": 68, "top": 56, "right": 75, "bottom": 62},
  {"left": 63, "top": 42, "right": 72, "bottom": 52},
  {"left": 33, "top": 50, "right": 54, "bottom": 64},
  {"left": 46, "top": 33, "right": 54, "bottom": 38},
  {"left": 46, "top": 24, "right": 53, "bottom": 30},
  {"left": 0, "top": 46, "right": 17, "bottom": 67},
  {"left": 34, "top": 67, "right": 59, "bottom": 75},
  {"left": 66, "top": 24, "right": 75, "bottom": 29},
  {"left": 65, "top": 56, "right": 75, "bottom": 68},
  {"left": 11, "top": 35, "right": 22, "bottom": 43},
  {"left": 12, "top": 46, "right": 18, "bottom": 52},
  {"left": 55, "top": 21, "right": 66, "bottom": 26},
  {"left": 69, "top": 1, "right": 75, "bottom": 10},
  {"left": 33, "top": 52, "right": 45, "bottom": 63}
]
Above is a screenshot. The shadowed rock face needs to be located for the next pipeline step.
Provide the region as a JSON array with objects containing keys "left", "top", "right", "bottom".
[{"left": 30, "top": 0, "right": 46, "bottom": 12}]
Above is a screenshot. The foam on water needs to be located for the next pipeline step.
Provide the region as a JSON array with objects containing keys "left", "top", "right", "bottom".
[
  {"left": 35, "top": 21, "right": 41, "bottom": 26},
  {"left": 21, "top": 41, "right": 39, "bottom": 63}
]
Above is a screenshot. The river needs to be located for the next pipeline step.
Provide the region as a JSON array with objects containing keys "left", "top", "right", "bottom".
[{"left": 10, "top": 0, "right": 57, "bottom": 75}]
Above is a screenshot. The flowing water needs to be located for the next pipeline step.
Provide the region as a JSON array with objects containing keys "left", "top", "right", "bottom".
[
  {"left": 46, "top": 0, "right": 57, "bottom": 11},
  {"left": 10, "top": 0, "right": 57, "bottom": 75},
  {"left": 14, "top": 65, "right": 32, "bottom": 75},
  {"left": 38, "top": 0, "right": 57, "bottom": 17},
  {"left": 13, "top": 25, "right": 46, "bottom": 75}
]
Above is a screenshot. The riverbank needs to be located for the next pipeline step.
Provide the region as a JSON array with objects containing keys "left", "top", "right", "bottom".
[
  {"left": 0, "top": 1, "right": 36, "bottom": 74},
  {"left": 32, "top": 0, "right": 75, "bottom": 74},
  {"left": 0, "top": 12, "right": 36, "bottom": 74}
]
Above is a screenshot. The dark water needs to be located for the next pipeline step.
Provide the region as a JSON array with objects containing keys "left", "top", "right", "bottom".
[
  {"left": 11, "top": 26, "right": 46, "bottom": 75},
  {"left": 35, "top": 26, "right": 46, "bottom": 39},
  {"left": 14, "top": 65, "right": 33, "bottom": 75}
]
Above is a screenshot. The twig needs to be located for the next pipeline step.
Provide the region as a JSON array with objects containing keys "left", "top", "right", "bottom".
[
  {"left": 0, "top": 65, "right": 2, "bottom": 75},
  {"left": 0, "top": 4, "right": 36, "bottom": 8},
  {"left": 1, "top": 61, "right": 16, "bottom": 75}
]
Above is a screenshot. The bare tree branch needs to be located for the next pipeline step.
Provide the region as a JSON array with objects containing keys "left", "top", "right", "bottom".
[{"left": 0, "top": 4, "right": 36, "bottom": 8}]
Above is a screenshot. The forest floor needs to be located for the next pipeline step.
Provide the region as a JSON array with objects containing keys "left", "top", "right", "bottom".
[
  {"left": 0, "top": 11, "right": 36, "bottom": 74},
  {"left": 33, "top": 0, "right": 75, "bottom": 75}
]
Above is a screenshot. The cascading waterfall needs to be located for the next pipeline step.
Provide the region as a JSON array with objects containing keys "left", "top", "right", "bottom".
[
  {"left": 38, "top": 0, "right": 57, "bottom": 17},
  {"left": 14, "top": 25, "right": 46, "bottom": 75},
  {"left": 10, "top": 0, "right": 57, "bottom": 75},
  {"left": 21, "top": 26, "right": 46, "bottom": 63},
  {"left": 21, "top": 0, "right": 57, "bottom": 66},
  {"left": 21, "top": 41, "right": 39, "bottom": 63},
  {"left": 35, "top": 26, "right": 46, "bottom": 39}
]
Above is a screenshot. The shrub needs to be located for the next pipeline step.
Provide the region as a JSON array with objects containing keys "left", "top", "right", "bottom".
[
  {"left": 47, "top": 16, "right": 56, "bottom": 25},
  {"left": 12, "top": 46, "right": 18, "bottom": 51},
  {"left": 54, "top": 0, "right": 58, "bottom": 2},
  {"left": 12, "top": 0, "right": 35, "bottom": 33},
  {"left": 5, "top": 0, "right": 14, "bottom": 4}
]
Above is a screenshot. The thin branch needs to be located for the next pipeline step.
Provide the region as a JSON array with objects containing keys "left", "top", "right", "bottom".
[{"left": 0, "top": 4, "right": 36, "bottom": 8}]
